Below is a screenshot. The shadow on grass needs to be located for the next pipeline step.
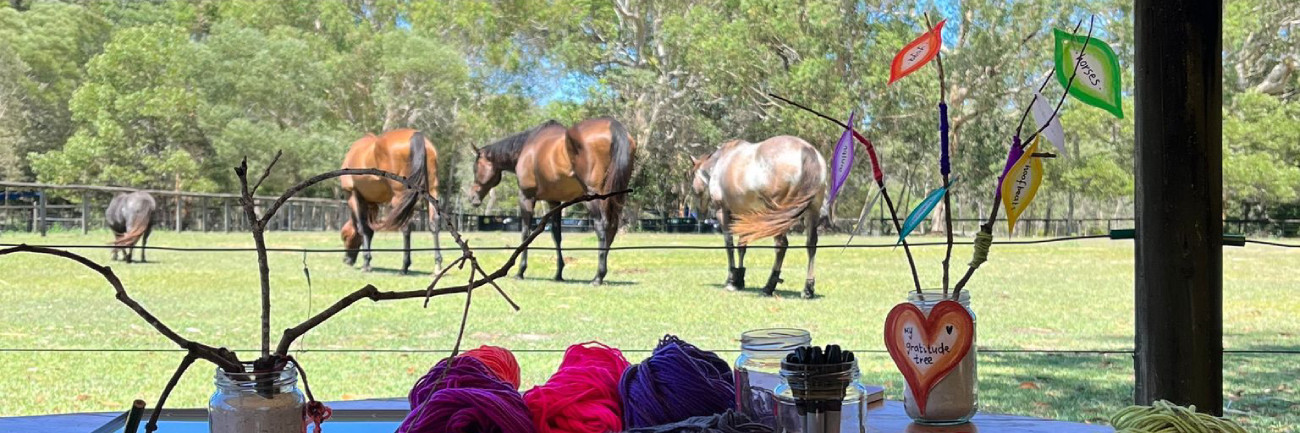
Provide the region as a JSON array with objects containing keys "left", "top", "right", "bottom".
[
  {"left": 358, "top": 267, "right": 434, "bottom": 276},
  {"left": 700, "top": 283, "right": 809, "bottom": 299}
]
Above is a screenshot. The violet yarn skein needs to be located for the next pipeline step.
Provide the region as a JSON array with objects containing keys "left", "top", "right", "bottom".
[
  {"left": 400, "top": 356, "right": 536, "bottom": 433},
  {"left": 620, "top": 335, "right": 736, "bottom": 429},
  {"left": 398, "top": 387, "right": 536, "bottom": 433},
  {"left": 408, "top": 356, "right": 514, "bottom": 410}
]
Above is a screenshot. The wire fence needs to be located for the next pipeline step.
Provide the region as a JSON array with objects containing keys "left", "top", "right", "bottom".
[{"left": 8, "top": 181, "right": 1300, "bottom": 239}]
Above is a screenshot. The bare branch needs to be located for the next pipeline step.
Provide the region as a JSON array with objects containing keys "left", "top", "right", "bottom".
[
  {"left": 144, "top": 355, "right": 196, "bottom": 433},
  {"left": 260, "top": 168, "right": 414, "bottom": 227},
  {"left": 273, "top": 189, "right": 632, "bottom": 356},
  {"left": 250, "top": 151, "right": 283, "bottom": 196}
]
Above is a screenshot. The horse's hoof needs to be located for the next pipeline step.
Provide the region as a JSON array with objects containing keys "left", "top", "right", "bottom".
[
  {"left": 342, "top": 257, "right": 354, "bottom": 266},
  {"left": 762, "top": 289, "right": 776, "bottom": 297},
  {"left": 591, "top": 278, "right": 604, "bottom": 286},
  {"left": 554, "top": 275, "right": 565, "bottom": 282},
  {"left": 803, "top": 280, "right": 816, "bottom": 299},
  {"left": 725, "top": 283, "right": 741, "bottom": 292},
  {"left": 362, "top": 266, "right": 372, "bottom": 273}
]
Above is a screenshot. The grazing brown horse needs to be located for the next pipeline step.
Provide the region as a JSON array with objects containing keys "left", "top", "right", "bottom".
[
  {"left": 469, "top": 117, "right": 635, "bottom": 285},
  {"left": 692, "top": 136, "right": 827, "bottom": 298},
  {"left": 340, "top": 129, "right": 442, "bottom": 274}
]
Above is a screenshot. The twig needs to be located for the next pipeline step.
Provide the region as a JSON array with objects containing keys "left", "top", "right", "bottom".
[
  {"left": 234, "top": 160, "right": 275, "bottom": 358},
  {"left": 925, "top": 12, "right": 955, "bottom": 296},
  {"left": 1024, "top": 16, "right": 1095, "bottom": 145},
  {"left": 250, "top": 151, "right": 283, "bottom": 196},
  {"left": 1014, "top": 20, "right": 1084, "bottom": 137},
  {"left": 951, "top": 18, "right": 1096, "bottom": 298},
  {"left": 144, "top": 355, "right": 195, "bottom": 433}
]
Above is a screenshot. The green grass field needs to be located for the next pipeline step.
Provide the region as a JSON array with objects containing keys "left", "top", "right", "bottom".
[{"left": 0, "top": 230, "right": 1296, "bottom": 431}]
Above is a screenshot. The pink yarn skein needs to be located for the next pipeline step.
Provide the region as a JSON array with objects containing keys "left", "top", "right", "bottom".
[{"left": 524, "top": 342, "right": 632, "bottom": 433}]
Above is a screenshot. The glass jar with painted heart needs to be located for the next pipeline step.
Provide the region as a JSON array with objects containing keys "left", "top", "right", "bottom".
[{"left": 884, "top": 290, "right": 977, "bottom": 425}]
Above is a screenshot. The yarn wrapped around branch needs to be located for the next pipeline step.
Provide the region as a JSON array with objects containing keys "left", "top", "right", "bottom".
[
  {"left": 620, "top": 335, "right": 736, "bottom": 429},
  {"left": 525, "top": 342, "right": 632, "bottom": 433}
]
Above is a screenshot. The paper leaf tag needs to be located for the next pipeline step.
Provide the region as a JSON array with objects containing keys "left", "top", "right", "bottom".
[
  {"left": 896, "top": 177, "right": 956, "bottom": 245},
  {"left": 1031, "top": 90, "right": 1067, "bottom": 157},
  {"left": 1054, "top": 28, "right": 1123, "bottom": 118},
  {"left": 884, "top": 300, "right": 975, "bottom": 416},
  {"left": 826, "top": 111, "right": 856, "bottom": 208},
  {"left": 889, "top": 19, "right": 947, "bottom": 84},
  {"left": 1000, "top": 137, "right": 1043, "bottom": 234},
  {"left": 844, "top": 184, "right": 883, "bottom": 249}
]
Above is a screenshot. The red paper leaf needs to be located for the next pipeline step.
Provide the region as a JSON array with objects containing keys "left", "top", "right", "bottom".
[{"left": 889, "top": 19, "right": 947, "bottom": 84}]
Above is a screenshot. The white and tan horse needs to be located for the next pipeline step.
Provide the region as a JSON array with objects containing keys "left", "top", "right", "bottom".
[{"left": 692, "top": 136, "right": 827, "bottom": 298}]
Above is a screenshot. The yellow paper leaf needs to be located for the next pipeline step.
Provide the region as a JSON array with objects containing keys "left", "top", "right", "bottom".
[{"left": 1001, "top": 137, "right": 1044, "bottom": 234}]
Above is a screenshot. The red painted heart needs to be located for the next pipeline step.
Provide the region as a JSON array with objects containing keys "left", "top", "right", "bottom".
[{"left": 883, "top": 300, "right": 974, "bottom": 416}]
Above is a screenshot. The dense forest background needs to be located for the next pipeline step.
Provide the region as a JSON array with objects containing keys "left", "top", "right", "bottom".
[{"left": 0, "top": 0, "right": 1296, "bottom": 231}]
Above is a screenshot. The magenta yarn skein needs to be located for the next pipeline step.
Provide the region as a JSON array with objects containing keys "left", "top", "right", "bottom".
[{"left": 620, "top": 335, "right": 736, "bottom": 429}]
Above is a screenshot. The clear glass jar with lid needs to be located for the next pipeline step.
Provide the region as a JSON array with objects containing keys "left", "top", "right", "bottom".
[
  {"left": 903, "top": 289, "right": 978, "bottom": 425},
  {"left": 208, "top": 362, "right": 306, "bottom": 433},
  {"left": 734, "top": 328, "right": 812, "bottom": 427}
]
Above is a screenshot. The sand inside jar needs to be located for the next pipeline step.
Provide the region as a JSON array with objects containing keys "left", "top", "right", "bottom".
[
  {"left": 904, "top": 353, "right": 978, "bottom": 423},
  {"left": 209, "top": 391, "right": 305, "bottom": 433}
]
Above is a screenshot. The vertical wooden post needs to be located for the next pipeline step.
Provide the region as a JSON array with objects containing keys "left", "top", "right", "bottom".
[
  {"left": 200, "top": 197, "right": 208, "bottom": 232},
  {"left": 223, "top": 199, "right": 231, "bottom": 232},
  {"left": 38, "top": 189, "right": 47, "bottom": 236},
  {"left": 174, "top": 193, "right": 182, "bottom": 231},
  {"left": 81, "top": 191, "right": 90, "bottom": 234},
  {"left": 1134, "top": 0, "right": 1223, "bottom": 415}
]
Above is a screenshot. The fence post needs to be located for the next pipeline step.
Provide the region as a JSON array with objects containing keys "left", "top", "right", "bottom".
[
  {"left": 174, "top": 193, "right": 182, "bottom": 232},
  {"left": 38, "top": 190, "right": 47, "bottom": 236},
  {"left": 200, "top": 197, "right": 208, "bottom": 232},
  {"left": 81, "top": 191, "right": 90, "bottom": 234}
]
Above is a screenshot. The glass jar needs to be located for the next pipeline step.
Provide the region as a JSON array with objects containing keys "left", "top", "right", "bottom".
[
  {"left": 773, "top": 361, "right": 868, "bottom": 433},
  {"left": 209, "top": 362, "right": 306, "bottom": 433},
  {"left": 903, "top": 290, "right": 978, "bottom": 425},
  {"left": 734, "top": 328, "right": 812, "bottom": 427}
]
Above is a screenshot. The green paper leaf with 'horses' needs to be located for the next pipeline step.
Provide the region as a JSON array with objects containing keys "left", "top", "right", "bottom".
[
  {"left": 1054, "top": 28, "right": 1123, "bottom": 118},
  {"left": 896, "top": 177, "right": 957, "bottom": 246}
]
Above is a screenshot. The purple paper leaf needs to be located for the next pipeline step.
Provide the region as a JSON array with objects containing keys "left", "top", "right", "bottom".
[{"left": 826, "top": 111, "right": 856, "bottom": 208}]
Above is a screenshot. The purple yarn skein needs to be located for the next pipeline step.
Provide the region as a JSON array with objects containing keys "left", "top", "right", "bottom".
[
  {"left": 408, "top": 356, "right": 515, "bottom": 410},
  {"left": 399, "top": 387, "right": 536, "bottom": 433},
  {"left": 620, "top": 335, "right": 736, "bottom": 429}
]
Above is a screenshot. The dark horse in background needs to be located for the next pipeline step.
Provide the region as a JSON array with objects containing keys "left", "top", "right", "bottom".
[
  {"left": 469, "top": 117, "right": 635, "bottom": 285},
  {"left": 340, "top": 129, "right": 442, "bottom": 274},
  {"left": 106, "top": 191, "right": 156, "bottom": 263}
]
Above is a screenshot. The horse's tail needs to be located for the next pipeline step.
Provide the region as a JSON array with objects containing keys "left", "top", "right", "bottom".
[
  {"left": 113, "top": 205, "right": 152, "bottom": 247},
  {"left": 376, "top": 131, "right": 430, "bottom": 231},
  {"left": 600, "top": 118, "right": 635, "bottom": 224},
  {"left": 731, "top": 146, "right": 825, "bottom": 245}
]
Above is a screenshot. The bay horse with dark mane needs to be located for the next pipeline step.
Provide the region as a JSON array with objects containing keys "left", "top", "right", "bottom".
[
  {"left": 469, "top": 117, "right": 635, "bottom": 285},
  {"left": 340, "top": 129, "right": 442, "bottom": 274}
]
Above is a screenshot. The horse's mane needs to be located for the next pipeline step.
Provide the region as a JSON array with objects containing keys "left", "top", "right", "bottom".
[{"left": 483, "top": 120, "right": 564, "bottom": 164}]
